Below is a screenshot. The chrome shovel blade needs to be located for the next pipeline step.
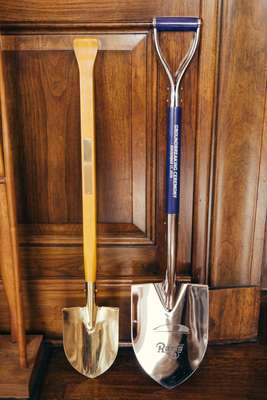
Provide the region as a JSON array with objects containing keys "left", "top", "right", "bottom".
[
  {"left": 131, "top": 282, "right": 208, "bottom": 389},
  {"left": 63, "top": 305, "right": 119, "bottom": 378}
]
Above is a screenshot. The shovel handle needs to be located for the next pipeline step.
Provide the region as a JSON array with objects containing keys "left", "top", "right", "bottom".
[
  {"left": 154, "top": 17, "right": 200, "bottom": 32},
  {"left": 166, "top": 106, "right": 181, "bottom": 215},
  {"left": 74, "top": 38, "right": 100, "bottom": 283}
]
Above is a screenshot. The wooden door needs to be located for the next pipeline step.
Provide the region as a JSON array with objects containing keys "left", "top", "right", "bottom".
[{"left": 0, "top": 0, "right": 266, "bottom": 343}]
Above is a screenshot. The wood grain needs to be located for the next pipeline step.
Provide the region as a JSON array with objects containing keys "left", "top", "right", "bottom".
[
  {"left": 0, "top": 281, "right": 259, "bottom": 343},
  {"left": 0, "top": 335, "right": 43, "bottom": 398},
  {"left": 210, "top": 0, "right": 267, "bottom": 286},
  {"left": 0, "top": 128, "right": 4, "bottom": 176},
  {"left": 192, "top": 0, "right": 220, "bottom": 283},
  {"left": 4, "top": 33, "right": 155, "bottom": 241},
  {"left": 4, "top": 50, "right": 81, "bottom": 224},
  {"left": 262, "top": 225, "right": 267, "bottom": 290},
  {"left": 253, "top": 86, "right": 267, "bottom": 287},
  {"left": 95, "top": 50, "right": 132, "bottom": 223},
  {"left": 0, "top": 108, "right": 17, "bottom": 341},
  {"left": 39, "top": 338, "right": 267, "bottom": 400},
  {"left": 19, "top": 245, "right": 160, "bottom": 279},
  {"left": 209, "top": 287, "right": 260, "bottom": 343},
  {"left": 18, "top": 223, "right": 152, "bottom": 245},
  {"left": 0, "top": 0, "right": 198, "bottom": 23},
  {"left": 0, "top": 34, "right": 147, "bottom": 51},
  {"left": 0, "top": 185, "right": 18, "bottom": 341},
  {"left": 0, "top": 51, "right": 27, "bottom": 367}
]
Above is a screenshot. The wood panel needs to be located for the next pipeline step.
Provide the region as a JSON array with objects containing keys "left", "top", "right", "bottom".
[
  {"left": 0, "top": 48, "right": 28, "bottom": 366},
  {"left": 192, "top": 0, "right": 220, "bottom": 283},
  {"left": 0, "top": 185, "right": 17, "bottom": 331},
  {"left": 0, "top": 282, "right": 259, "bottom": 343},
  {"left": 0, "top": 127, "right": 4, "bottom": 177},
  {"left": 39, "top": 335, "right": 267, "bottom": 400},
  {"left": 0, "top": 335, "right": 43, "bottom": 399},
  {"left": 4, "top": 50, "right": 81, "bottom": 224},
  {"left": 3, "top": 32, "right": 156, "bottom": 245},
  {"left": 262, "top": 225, "right": 267, "bottom": 290},
  {"left": 19, "top": 243, "right": 160, "bottom": 279},
  {"left": 0, "top": 1, "right": 199, "bottom": 23},
  {"left": 210, "top": 0, "right": 267, "bottom": 286},
  {"left": 257, "top": 87, "right": 267, "bottom": 289},
  {"left": 96, "top": 51, "right": 132, "bottom": 224},
  {"left": 209, "top": 287, "right": 260, "bottom": 343},
  {"left": 1, "top": 18, "right": 202, "bottom": 279}
]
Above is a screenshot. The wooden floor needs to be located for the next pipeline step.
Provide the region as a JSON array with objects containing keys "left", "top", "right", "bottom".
[{"left": 39, "top": 299, "right": 267, "bottom": 400}]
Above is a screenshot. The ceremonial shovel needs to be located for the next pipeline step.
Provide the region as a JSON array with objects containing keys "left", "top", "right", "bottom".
[
  {"left": 131, "top": 17, "right": 209, "bottom": 389},
  {"left": 63, "top": 38, "right": 119, "bottom": 378}
]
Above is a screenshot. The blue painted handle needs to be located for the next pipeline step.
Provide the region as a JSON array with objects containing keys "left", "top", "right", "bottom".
[
  {"left": 155, "top": 17, "right": 200, "bottom": 32},
  {"left": 166, "top": 107, "right": 181, "bottom": 214}
]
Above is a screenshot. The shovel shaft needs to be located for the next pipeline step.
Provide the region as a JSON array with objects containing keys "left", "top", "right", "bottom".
[{"left": 74, "top": 38, "right": 100, "bottom": 283}]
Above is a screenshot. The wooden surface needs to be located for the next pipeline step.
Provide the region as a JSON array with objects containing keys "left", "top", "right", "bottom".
[
  {"left": 0, "top": 282, "right": 260, "bottom": 343},
  {"left": 0, "top": 185, "right": 18, "bottom": 340},
  {"left": 0, "top": 335, "right": 43, "bottom": 399},
  {"left": 260, "top": 91, "right": 267, "bottom": 290},
  {"left": 192, "top": 0, "right": 219, "bottom": 284},
  {"left": 0, "top": 51, "right": 27, "bottom": 366},
  {"left": 210, "top": 0, "right": 267, "bottom": 287},
  {"left": 0, "top": 130, "right": 4, "bottom": 176},
  {"left": 0, "top": 1, "right": 200, "bottom": 23},
  {"left": 39, "top": 344, "right": 267, "bottom": 400},
  {"left": 0, "top": 0, "right": 266, "bottom": 344},
  {"left": 39, "top": 299, "right": 267, "bottom": 400},
  {"left": 262, "top": 226, "right": 267, "bottom": 289}
]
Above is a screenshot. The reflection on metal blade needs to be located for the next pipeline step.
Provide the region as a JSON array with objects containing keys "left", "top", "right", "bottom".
[
  {"left": 131, "top": 283, "right": 208, "bottom": 389},
  {"left": 63, "top": 306, "right": 119, "bottom": 378}
]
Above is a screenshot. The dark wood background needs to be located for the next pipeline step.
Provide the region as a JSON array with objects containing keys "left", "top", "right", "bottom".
[{"left": 0, "top": 0, "right": 266, "bottom": 342}]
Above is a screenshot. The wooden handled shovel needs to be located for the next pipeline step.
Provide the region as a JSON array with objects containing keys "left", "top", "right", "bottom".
[{"left": 63, "top": 38, "right": 119, "bottom": 378}]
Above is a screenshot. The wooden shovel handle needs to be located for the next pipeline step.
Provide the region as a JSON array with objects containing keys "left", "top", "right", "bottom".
[
  {"left": 0, "top": 51, "right": 27, "bottom": 367},
  {"left": 73, "top": 38, "right": 100, "bottom": 283}
]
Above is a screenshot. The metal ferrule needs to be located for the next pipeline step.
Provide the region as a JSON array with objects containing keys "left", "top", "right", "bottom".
[
  {"left": 153, "top": 21, "right": 201, "bottom": 311},
  {"left": 86, "top": 281, "right": 96, "bottom": 330}
]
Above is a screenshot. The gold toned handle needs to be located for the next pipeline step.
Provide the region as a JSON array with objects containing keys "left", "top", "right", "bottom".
[{"left": 73, "top": 38, "right": 100, "bottom": 283}]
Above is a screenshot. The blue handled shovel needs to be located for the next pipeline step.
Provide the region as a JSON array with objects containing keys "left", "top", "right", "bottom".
[{"left": 131, "top": 17, "right": 209, "bottom": 389}]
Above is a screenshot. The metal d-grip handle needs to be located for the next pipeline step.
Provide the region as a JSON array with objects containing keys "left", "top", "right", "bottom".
[
  {"left": 166, "top": 106, "right": 181, "bottom": 215},
  {"left": 155, "top": 17, "right": 200, "bottom": 32}
]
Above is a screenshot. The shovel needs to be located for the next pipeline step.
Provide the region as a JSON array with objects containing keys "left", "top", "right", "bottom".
[
  {"left": 63, "top": 38, "right": 119, "bottom": 378},
  {"left": 131, "top": 17, "right": 209, "bottom": 389}
]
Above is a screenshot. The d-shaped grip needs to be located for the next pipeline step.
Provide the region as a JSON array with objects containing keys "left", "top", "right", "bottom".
[
  {"left": 155, "top": 17, "right": 200, "bottom": 32},
  {"left": 166, "top": 107, "right": 181, "bottom": 215}
]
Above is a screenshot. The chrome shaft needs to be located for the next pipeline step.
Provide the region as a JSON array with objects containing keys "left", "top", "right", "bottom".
[
  {"left": 164, "top": 214, "right": 177, "bottom": 310},
  {"left": 86, "top": 282, "right": 96, "bottom": 330}
]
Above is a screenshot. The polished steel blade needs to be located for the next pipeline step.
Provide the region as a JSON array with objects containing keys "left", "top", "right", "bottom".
[
  {"left": 131, "top": 282, "right": 208, "bottom": 389},
  {"left": 63, "top": 305, "right": 119, "bottom": 378}
]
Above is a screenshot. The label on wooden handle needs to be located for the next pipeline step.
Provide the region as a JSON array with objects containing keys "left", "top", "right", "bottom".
[{"left": 83, "top": 138, "right": 93, "bottom": 195}]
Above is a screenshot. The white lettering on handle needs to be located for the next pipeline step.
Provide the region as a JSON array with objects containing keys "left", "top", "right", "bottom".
[{"left": 173, "top": 124, "right": 179, "bottom": 198}]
